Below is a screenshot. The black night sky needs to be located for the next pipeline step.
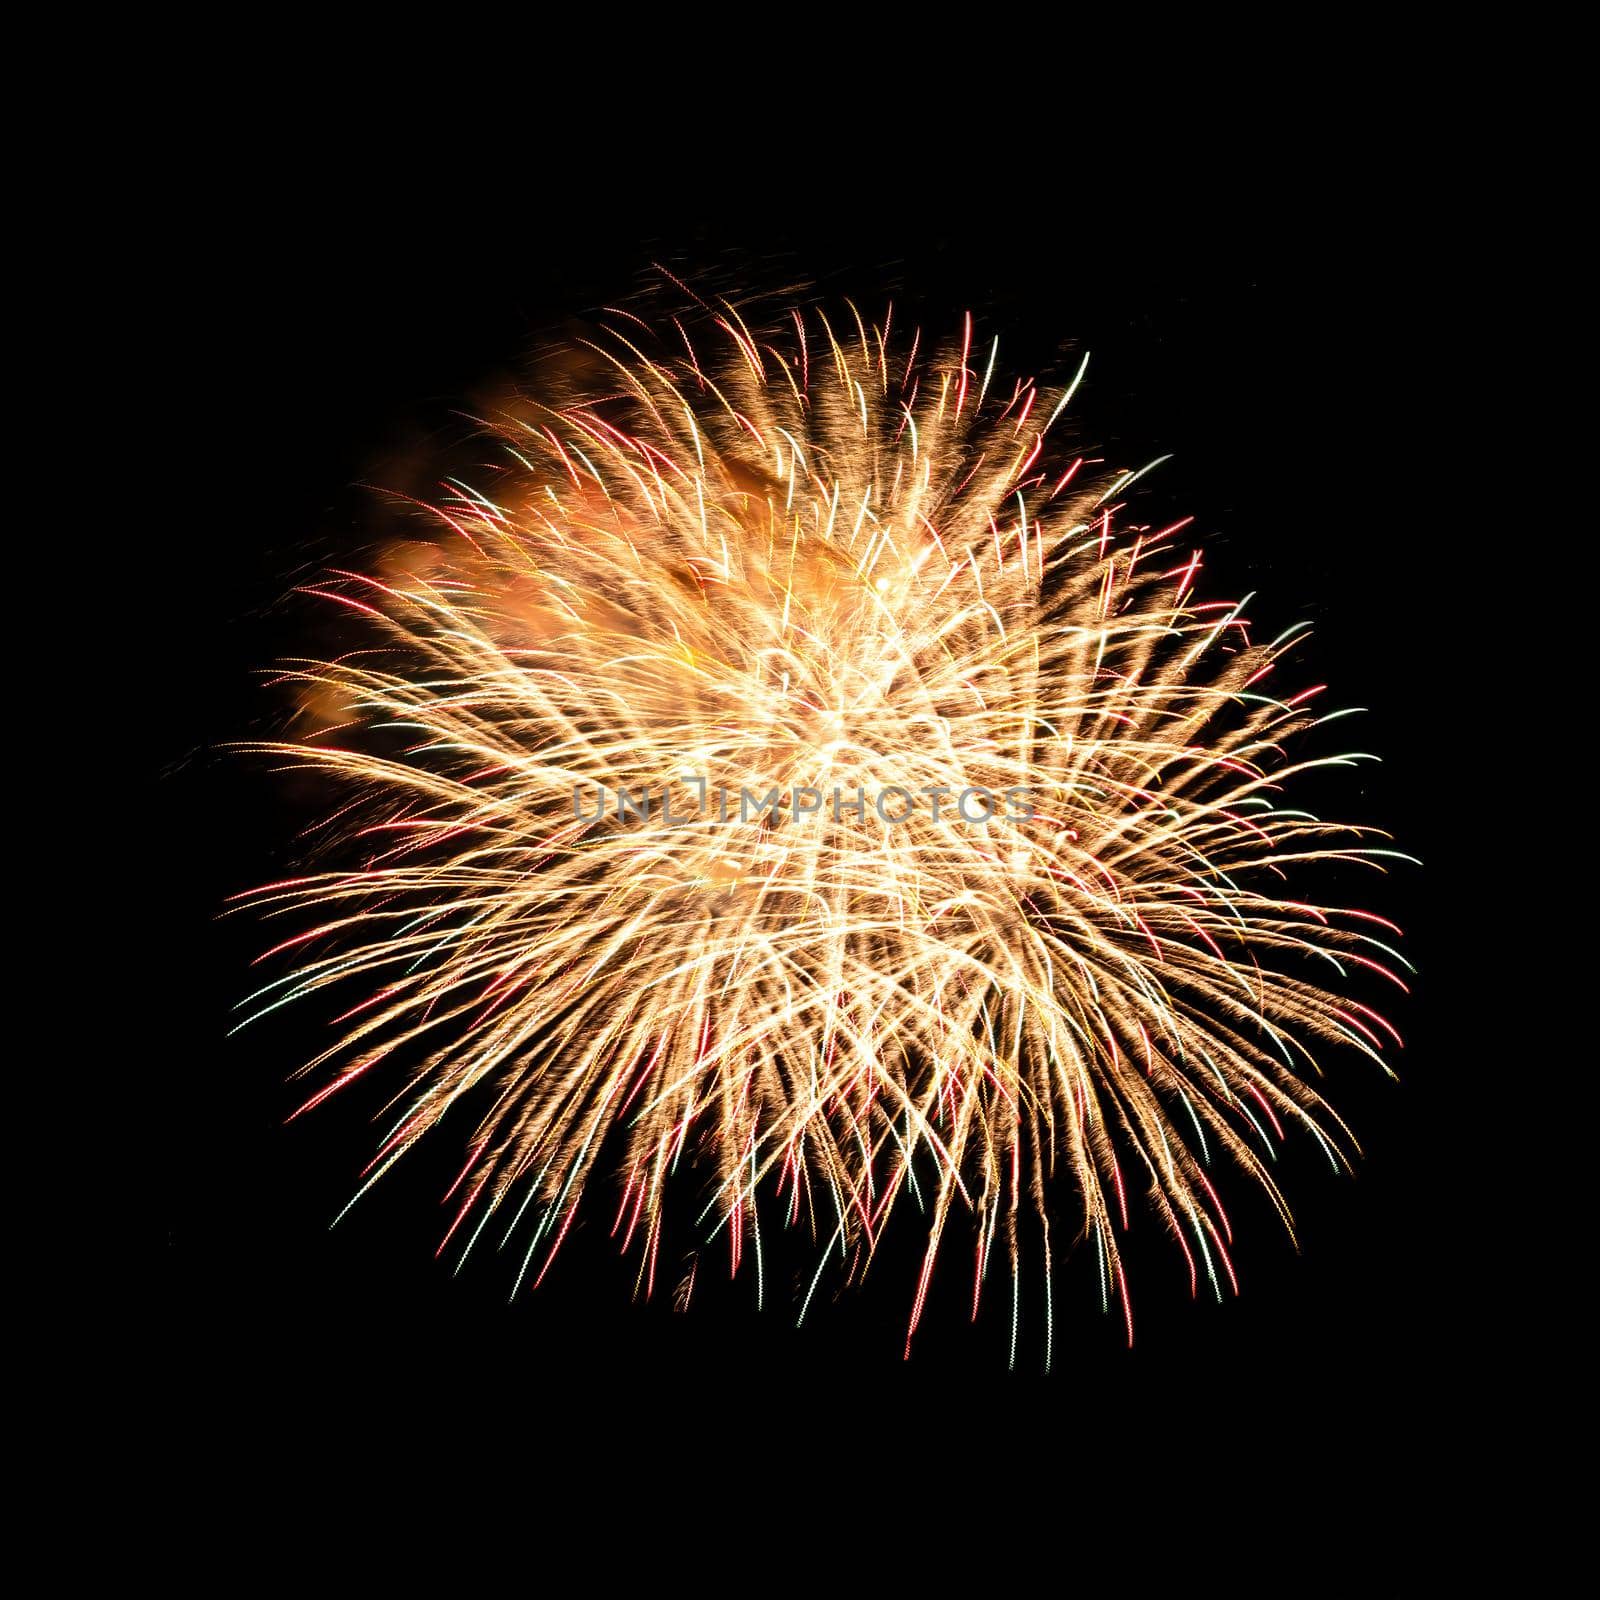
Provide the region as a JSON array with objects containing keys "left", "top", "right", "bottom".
[{"left": 149, "top": 154, "right": 1458, "bottom": 1501}]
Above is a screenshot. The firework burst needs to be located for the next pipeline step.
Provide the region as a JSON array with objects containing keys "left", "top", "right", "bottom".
[{"left": 235, "top": 292, "right": 1411, "bottom": 1363}]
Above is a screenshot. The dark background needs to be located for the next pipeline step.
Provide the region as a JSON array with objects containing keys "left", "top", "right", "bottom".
[{"left": 150, "top": 171, "right": 1454, "bottom": 1469}]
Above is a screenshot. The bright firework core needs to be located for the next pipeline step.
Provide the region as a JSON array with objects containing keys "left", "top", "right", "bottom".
[{"left": 236, "top": 296, "right": 1412, "bottom": 1366}]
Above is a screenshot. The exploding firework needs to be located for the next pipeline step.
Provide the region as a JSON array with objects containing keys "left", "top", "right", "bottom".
[{"left": 235, "top": 289, "right": 1411, "bottom": 1364}]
